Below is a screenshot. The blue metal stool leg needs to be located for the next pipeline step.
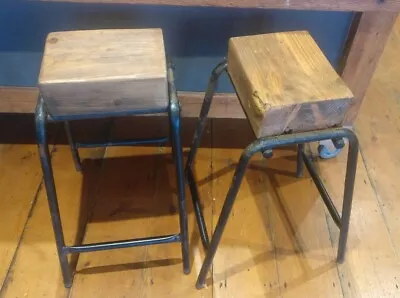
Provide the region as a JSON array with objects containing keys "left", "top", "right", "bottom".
[
  {"left": 186, "top": 60, "right": 227, "bottom": 171},
  {"left": 337, "top": 131, "right": 358, "bottom": 262},
  {"left": 185, "top": 60, "right": 228, "bottom": 249},
  {"left": 296, "top": 143, "right": 304, "bottom": 178},
  {"left": 64, "top": 121, "right": 82, "bottom": 172},
  {"left": 168, "top": 66, "right": 190, "bottom": 274},
  {"left": 35, "top": 98, "right": 73, "bottom": 288}
]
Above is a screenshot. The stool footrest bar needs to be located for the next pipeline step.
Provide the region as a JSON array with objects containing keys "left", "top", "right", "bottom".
[
  {"left": 65, "top": 234, "right": 181, "bottom": 253},
  {"left": 302, "top": 151, "right": 342, "bottom": 227},
  {"left": 76, "top": 137, "right": 169, "bottom": 148}
]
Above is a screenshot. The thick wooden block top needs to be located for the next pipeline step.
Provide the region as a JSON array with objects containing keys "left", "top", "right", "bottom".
[
  {"left": 39, "top": 29, "right": 166, "bottom": 84},
  {"left": 38, "top": 29, "right": 168, "bottom": 116},
  {"left": 228, "top": 31, "right": 354, "bottom": 137}
]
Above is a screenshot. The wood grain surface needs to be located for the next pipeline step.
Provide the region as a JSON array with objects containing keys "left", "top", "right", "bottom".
[
  {"left": 228, "top": 31, "right": 353, "bottom": 137},
  {"left": 342, "top": 11, "right": 398, "bottom": 125},
  {"left": 0, "top": 145, "right": 106, "bottom": 297},
  {"left": 0, "top": 87, "right": 39, "bottom": 114},
  {"left": 1, "top": 16, "right": 400, "bottom": 298},
  {"left": 38, "top": 29, "right": 168, "bottom": 116},
  {"left": 0, "top": 144, "right": 43, "bottom": 289}
]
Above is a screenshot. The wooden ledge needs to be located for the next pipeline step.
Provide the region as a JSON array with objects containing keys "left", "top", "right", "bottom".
[
  {"left": 0, "top": 87, "right": 245, "bottom": 118},
  {"left": 37, "top": 0, "right": 400, "bottom": 12}
]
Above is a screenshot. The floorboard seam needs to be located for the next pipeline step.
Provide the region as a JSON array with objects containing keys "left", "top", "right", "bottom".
[
  {"left": 358, "top": 145, "right": 399, "bottom": 259},
  {"left": 0, "top": 137, "right": 60, "bottom": 296},
  {"left": 0, "top": 180, "right": 44, "bottom": 297}
]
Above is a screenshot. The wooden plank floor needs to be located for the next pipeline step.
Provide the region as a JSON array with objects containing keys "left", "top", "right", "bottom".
[{"left": 0, "top": 18, "right": 399, "bottom": 298}]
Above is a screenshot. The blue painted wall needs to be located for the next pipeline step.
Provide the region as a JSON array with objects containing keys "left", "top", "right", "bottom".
[{"left": 0, "top": 1, "right": 353, "bottom": 92}]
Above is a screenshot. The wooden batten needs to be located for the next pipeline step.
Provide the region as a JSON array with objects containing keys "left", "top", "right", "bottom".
[
  {"left": 342, "top": 11, "right": 398, "bottom": 125},
  {"left": 39, "top": 0, "right": 400, "bottom": 12}
]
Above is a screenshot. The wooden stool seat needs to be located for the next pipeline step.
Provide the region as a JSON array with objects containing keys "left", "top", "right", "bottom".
[
  {"left": 38, "top": 29, "right": 168, "bottom": 116},
  {"left": 227, "top": 31, "right": 354, "bottom": 138}
]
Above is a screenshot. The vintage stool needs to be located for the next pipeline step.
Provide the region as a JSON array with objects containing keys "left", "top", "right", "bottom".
[
  {"left": 35, "top": 29, "right": 189, "bottom": 287},
  {"left": 185, "top": 31, "right": 359, "bottom": 288}
]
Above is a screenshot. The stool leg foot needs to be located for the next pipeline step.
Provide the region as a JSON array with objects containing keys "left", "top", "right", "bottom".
[
  {"left": 64, "top": 122, "right": 82, "bottom": 172},
  {"left": 168, "top": 66, "right": 190, "bottom": 274},
  {"left": 337, "top": 131, "right": 359, "bottom": 263},
  {"left": 36, "top": 100, "right": 73, "bottom": 288},
  {"left": 196, "top": 149, "right": 252, "bottom": 288},
  {"left": 186, "top": 60, "right": 227, "bottom": 250},
  {"left": 296, "top": 144, "right": 304, "bottom": 178}
]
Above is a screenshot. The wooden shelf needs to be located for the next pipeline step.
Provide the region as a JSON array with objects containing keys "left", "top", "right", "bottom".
[
  {"left": 0, "top": 87, "right": 39, "bottom": 114},
  {"left": 39, "top": 0, "right": 400, "bottom": 12},
  {"left": 0, "top": 87, "right": 245, "bottom": 118}
]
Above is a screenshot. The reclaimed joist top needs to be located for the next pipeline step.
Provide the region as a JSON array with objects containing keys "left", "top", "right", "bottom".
[
  {"left": 39, "top": 28, "right": 166, "bottom": 84},
  {"left": 228, "top": 31, "right": 354, "bottom": 137},
  {"left": 38, "top": 29, "right": 168, "bottom": 116}
]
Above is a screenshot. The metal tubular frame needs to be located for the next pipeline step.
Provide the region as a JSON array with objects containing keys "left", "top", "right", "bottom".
[
  {"left": 35, "top": 65, "right": 189, "bottom": 288},
  {"left": 185, "top": 60, "right": 228, "bottom": 249},
  {"left": 185, "top": 61, "right": 359, "bottom": 289},
  {"left": 66, "top": 234, "right": 181, "bottom": 253}
]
